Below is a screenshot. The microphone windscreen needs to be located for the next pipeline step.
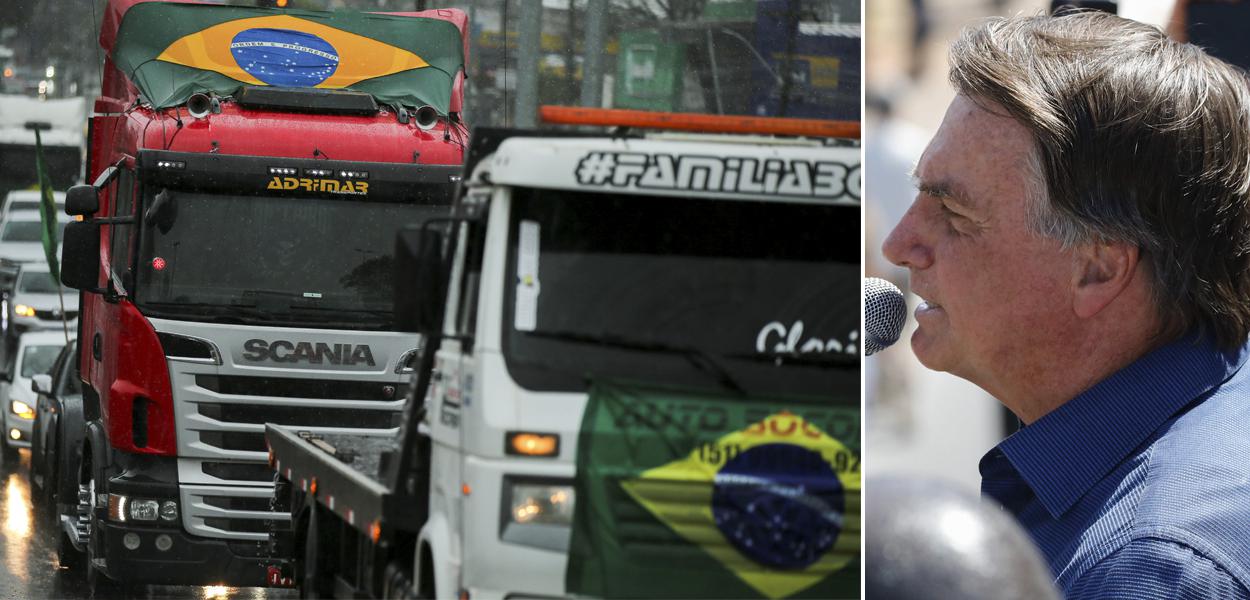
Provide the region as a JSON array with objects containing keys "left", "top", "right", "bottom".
[{"left": 865, "top": 277, "right": 906, "bottom": 356}]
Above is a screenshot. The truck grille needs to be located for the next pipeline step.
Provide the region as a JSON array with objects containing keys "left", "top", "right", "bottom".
[
  {"left": 203, "top": 518, "right": 270, "bottom": 534},
  {"left": 195, "top": 375, "right": 403, "bottom": 401},
  {"left": 181, "top": 485, "right": 288, "bottom": 543},
  {"left": 198, "top": 431, "right": 268, "bottom": 453},
  {"left": 202, "top": 462, "right": 273, "bottom": 483},
  {"left": 202, "top": 496, "right": 273, "bottom": 512},
  {"left": 197, "top": 403, "right": 400, "bottom": 428},
  {"left": 158, "top": 323, "right": 412, "bottom": 543}
]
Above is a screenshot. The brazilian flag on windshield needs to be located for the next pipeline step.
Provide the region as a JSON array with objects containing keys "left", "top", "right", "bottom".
[
  {"left": 110, "top": 3, "right": 463, "bottom": 113},
  {"left": 566, "top": 381, "right": 860, "bottom": 599}
]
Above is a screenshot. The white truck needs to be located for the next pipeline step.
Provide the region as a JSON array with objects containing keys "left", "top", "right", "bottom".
[{"left": 267, "top": 123, "right": 862, "bottom": 599}]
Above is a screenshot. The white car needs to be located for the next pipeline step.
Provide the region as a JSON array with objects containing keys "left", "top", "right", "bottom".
[
  {"left": 1, "top": 190, "right": 66, "bottom": 225},
  {"left": 2, "top": 329, "right": 69, "bottom": 458},
  {"left": 7, "top": 262, "right": 78, "bottom": 335},
  {"left": 0, "top": 209, "right": 68, "bottom": 265}
]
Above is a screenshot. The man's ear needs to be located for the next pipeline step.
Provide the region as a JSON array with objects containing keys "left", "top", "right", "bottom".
[{"left": 1073, "top": 241, "right": 1139, "bottom": 319}]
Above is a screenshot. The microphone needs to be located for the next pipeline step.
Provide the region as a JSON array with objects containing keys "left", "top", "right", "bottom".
[
  {"left": 865, "top": 277, "right": 906, "bottom": 356},
  {"left": 866, "top": 476, "right": 1061, "bottom": 600}
]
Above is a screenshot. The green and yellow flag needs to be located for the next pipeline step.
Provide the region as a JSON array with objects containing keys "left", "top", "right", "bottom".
[
  {"left": 111, "top": 3, "right": 463, "bottom": 112},
  {"left": 33, "top": 129, "right": 59, "bottom": 282},
  {"left": 566, "top": 381, "right": 860, "bottom": 599}
]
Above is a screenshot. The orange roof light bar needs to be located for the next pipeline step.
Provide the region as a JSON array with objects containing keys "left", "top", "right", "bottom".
[{"left": 539, "top": 106, "right": 860, "bottom": 139}]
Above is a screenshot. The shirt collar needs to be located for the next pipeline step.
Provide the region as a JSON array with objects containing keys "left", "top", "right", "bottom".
[{"left": 989, "top": 334, "right": 1248, "bottom": 519}]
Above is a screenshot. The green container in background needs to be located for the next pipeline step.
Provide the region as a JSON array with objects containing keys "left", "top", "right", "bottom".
[{"left": 614, "top": 29, "right": 685, "bottom": 112}]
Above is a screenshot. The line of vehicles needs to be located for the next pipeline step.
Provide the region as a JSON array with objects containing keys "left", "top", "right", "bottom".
[{"left": 5, "top": 0, "right": 862, "bottom": 598}]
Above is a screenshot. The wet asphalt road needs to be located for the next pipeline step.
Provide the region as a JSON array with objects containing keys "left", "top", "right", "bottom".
[{"left": 0, "top": 449, "right": 297, "bottom": 600}]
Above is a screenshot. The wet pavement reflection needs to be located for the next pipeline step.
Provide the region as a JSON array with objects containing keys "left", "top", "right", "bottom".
[{"left": 0, "top": 449, "right": 296, "bottom": 600}]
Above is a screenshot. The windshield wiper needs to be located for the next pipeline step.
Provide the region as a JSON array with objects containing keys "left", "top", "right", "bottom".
[{"left": 520, "top": 329, "right": 746, "bottom": 396}]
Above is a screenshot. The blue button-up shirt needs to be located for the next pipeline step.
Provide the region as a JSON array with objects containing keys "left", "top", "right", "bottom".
[{"left": 980, "top": 335, "right": 1250, "bottom": 599}]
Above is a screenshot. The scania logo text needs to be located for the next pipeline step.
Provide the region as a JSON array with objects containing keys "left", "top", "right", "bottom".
[{"left": 242, "top": 339, "right": 376, "bottom": 366}]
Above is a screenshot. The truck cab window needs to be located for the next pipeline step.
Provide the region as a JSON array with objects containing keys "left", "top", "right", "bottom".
[
  {"left": 455, "top": 220, "right": 485, "bottom": 341},
  {"left": 109, "top": 169, "right": 136, "bottom": 288}
]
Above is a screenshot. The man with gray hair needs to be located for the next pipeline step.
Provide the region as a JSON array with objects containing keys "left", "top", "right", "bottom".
[{"left": 882, "top": 11, "right": 1250, "bottom": 599}]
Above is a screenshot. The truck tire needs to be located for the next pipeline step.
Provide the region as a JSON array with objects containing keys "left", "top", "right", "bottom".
[
  {"left": 57, "top": 528, "right": 85, "bottom": 572},
  {"left": 383, "top": 561, "right": 418, "bottom": 600},
  {"left": 301, "top": 501, "right": 337, "bottom": 599},
  {"left": 78, "top": 450, "right": 134, "bottom": 598},
  {"left": 30, "top": 417, "right": 45, "bottom": 504},
  {"left": 417, "top": 543, "right": 436, "bottom": 600},
  {"left": 57, "top": 458, "right": 91, "bottom": 574}
]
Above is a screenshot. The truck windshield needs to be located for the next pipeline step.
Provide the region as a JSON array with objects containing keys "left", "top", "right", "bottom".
[
  {"left": 501, "top": 188, "right": 858, "bottom": 398},
  {"left": 135, "top": 191, "right": 443, "bottom": 330}
]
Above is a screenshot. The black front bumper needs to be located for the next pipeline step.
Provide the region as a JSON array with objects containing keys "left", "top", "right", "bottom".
[
  {"left": 94, "top": 450, "right": 292, "bottom": 587},
  {"left": 97, "top": 521, "right": 291, "bottom": 587}
]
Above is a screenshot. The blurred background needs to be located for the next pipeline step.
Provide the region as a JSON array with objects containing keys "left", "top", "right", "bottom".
[
  {"left": 2, "top": 0, "right": 861, "bottom": 198},
  {"left": 0, "top": 0, "right": 860, "bottom": 127},
  {"left": 864, "top": 0, "right": 1199, "bottom": 491}
]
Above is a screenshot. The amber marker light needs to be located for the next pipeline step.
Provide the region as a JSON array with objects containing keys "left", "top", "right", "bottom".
[
  {"left": 506, "top": 431, "right": 560, "bottom": 458},
  {"left": 370, "top": 520, "right": 382, "bottom": 543},
  {"left": 310, "top": 478, "right": 318, "bottom": 496}
]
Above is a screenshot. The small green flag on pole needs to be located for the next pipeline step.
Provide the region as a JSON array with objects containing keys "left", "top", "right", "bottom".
[
  {"left": 34, "top": 128, "right": 70, "bottom": 344},
  {"left": 33, "top": 128, "right": 60, "bottom": 282}
]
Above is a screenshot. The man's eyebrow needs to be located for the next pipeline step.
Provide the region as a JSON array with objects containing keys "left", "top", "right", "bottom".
[{"left": 910, "top": 168, "right": 979, "bottom": 211}]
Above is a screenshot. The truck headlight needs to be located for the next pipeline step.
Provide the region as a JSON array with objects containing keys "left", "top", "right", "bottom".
[
  {"left": 108, "top": 494, "right": 177, "bottom": 522},
  {"left": 501, "top": 479, "right": 576, "bottom": 553},
  {"left": 508, "top": 483, "right": 575, "bottom": 526},
  {"left": 14, "top": 304, "right": 34, "bottom": 317},
  {"left": 129, "top": 499, "right": 160, "bottom": 521}
]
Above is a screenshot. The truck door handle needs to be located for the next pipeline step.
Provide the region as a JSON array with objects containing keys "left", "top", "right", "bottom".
[{"left": 93, "top": 333, "right": 102, "bottom": 361}]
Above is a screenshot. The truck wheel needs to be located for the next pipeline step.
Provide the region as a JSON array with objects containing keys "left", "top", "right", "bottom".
[
  {"left": 30, "top": 417, "right": 44, "bottom": 501},
  {"left": 57, "top": 528, "right": 85, "bottom": 572},
  {"left": 87, "top": 557, "right": 132, "bottom": 599},
  {"left": 80, "top": 457, "right": 131, "bottom": 597},
  {"left": 58, "top": 465, "right": 92, "bottom": 574},
  {"left": 301, "top": 502, "right": 337, "bottom": 599},
  {"left": 383, "top": 561, "right": 418, "bottom": 600},
  {"left": 43, "top": 414, "right": 59, "bottom": 505},
  {"left": 416, "top": 544, "right": 436, "bottom": 600}
]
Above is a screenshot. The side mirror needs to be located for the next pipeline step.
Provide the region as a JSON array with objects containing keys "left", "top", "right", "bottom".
[
  {"left": 61, "top": 221, "right": 102, "bottom": 292},
  {"left": 31, "top": 373, "right": 52, "bottom": 395},
  {"left": 65, "top": 184, "right": 100, "bottom": 216},
  {"left": 395, "top": 225, "right": 449, "bottom": 334},
  {"left": 0, "top": 370, "right": 10, "bottom": 383}
]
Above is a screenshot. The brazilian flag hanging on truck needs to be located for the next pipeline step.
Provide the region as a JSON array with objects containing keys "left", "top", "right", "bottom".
[
  {"left": 566, "top": 381, "right": 860, "bottom": 598},
  {"left": 106, "top": 1, "right": 464, "bottom": 113}
]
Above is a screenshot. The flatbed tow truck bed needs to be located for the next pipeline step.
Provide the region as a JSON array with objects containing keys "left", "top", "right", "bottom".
[{"left": 266, "top": 424, "right": 418, "bottom": 533}]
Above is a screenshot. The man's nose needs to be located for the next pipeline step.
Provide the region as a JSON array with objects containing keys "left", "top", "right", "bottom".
[{"left": 882, "top": 202, "right": 933, "bottom": 270}]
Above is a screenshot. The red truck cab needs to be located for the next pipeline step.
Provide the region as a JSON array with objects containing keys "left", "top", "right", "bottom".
[{"left": 55, "top": 0, "right": 469, "bottom": 590}]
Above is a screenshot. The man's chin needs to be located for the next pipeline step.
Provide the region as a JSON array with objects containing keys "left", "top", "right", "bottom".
[{"left": 910, "top": 326, "right": 953, "bottom": 372}]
